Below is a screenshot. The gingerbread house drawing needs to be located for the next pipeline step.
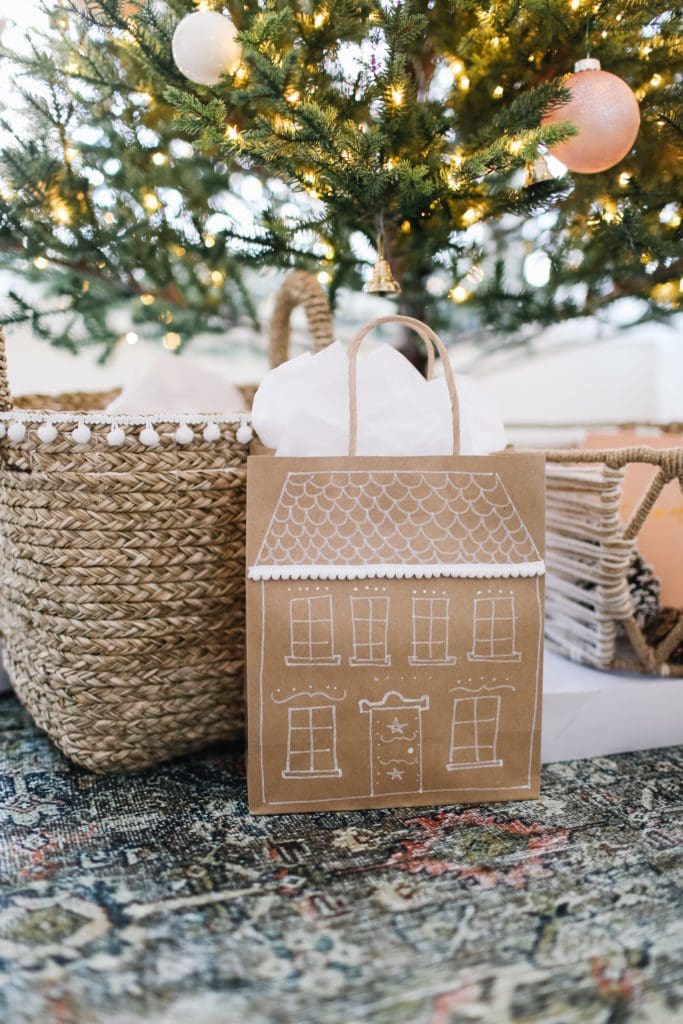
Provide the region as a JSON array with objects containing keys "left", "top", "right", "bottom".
[{"left": 246, "top": 465, "right": 545, "bottom": 813}]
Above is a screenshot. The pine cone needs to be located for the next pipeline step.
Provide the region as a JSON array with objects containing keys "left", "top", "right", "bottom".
[
  {"left": 628, "top": 553, "right": 661, "bottom": 628},
  {"left": 645, "top": 607, "right": 683, "bottom": 665}
]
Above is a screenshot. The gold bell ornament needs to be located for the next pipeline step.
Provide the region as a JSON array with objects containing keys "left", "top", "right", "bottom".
[
  {"left": 524, "top": 154, "right": 554, "bottom": 187},
  {"left": 365, "top": 235, "right": 401, "bottom": 296}
]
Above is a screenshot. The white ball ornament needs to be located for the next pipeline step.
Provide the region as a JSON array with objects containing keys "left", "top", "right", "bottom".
[
  {"left": 140, "top": 424, "right": 160, "bottom": 447},
  {"left": 175, "top": 423, "right": 194, "bottom": 446},
  {"left": 172, "top": 11, "right": 241, "bottom": 87},
  {"left": 203, "top": 421, "right": 221, "bottom": 442},
  {"left": 8, "top": 421, "right": 26, "bottom": 444},
  {"left": 72, "top": 421, "right": 92, "bottom": 445},
  {"left": 107, "top": 425, "right": 126, "bottom": 447},
  {"left": 37, "top": 421, "right": 58, "bottom": 444}
]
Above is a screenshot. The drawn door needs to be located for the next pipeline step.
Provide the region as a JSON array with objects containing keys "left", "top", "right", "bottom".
[{"left": 359, "top": 692, "right": 430, "bottom": 797}]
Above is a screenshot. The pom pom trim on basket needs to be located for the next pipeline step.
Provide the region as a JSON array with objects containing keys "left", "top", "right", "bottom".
[{"left": 0, "top": 410, "right": 253, "bottom": 447}]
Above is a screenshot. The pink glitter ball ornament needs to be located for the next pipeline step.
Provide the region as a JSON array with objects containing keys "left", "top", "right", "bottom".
[{"left": 542, "top": 59, "right": 641, "bottom": 174}]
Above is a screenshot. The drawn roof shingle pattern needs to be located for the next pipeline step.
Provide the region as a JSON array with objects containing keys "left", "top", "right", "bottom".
[{"left": 255, "top": 471, "right": 540, "bottom": 568}]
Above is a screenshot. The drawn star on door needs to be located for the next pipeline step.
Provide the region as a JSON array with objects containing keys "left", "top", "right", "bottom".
[{"left": 358, "top": 692, "right": 430, "bottom": 796}]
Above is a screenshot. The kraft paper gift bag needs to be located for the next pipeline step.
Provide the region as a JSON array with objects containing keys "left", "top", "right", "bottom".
[{"left": 246, "top": 316, "right": 545, "bottom": 814}]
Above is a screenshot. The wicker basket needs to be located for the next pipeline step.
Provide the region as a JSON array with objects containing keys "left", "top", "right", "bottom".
[
  {"left": 545, "top": 444, "right": 683, "bottom": 676},
  {"left": 0, "top": 271, "right": 334, "bottom": 771}
]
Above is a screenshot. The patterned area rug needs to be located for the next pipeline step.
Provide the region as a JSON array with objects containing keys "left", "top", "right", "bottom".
[{"left": 1, "top": 695, "right": 681, "bottom": 1024}]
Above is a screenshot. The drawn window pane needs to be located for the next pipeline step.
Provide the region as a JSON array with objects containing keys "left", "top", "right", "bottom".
[
  {"left": 283, "top": 706, "right": 341, "bottom": 778},
  {"left": 286, "top": 595, "right": 340, "bottom": 665},
  {"left": 410, "top": 597, "right": 455, "bottom": 665},
  {"left": 447, "top": 696, "right": 502, "bottom": 770},
  {"left": 350, "top": 597, "right": 390, "bottom": 666},
  {"left": 469, "top": 596, "right": 521, "bottom": 662}
]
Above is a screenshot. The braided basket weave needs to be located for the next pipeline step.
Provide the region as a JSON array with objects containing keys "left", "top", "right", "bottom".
[
  {"left": 545, "top": 445, "right": 683, "bottom": 676},
  {"left": 0, "top": 271, "right": 334, "bottom": 771}
]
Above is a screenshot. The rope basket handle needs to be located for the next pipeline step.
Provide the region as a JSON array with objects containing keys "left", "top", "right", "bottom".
[
  {"left": 347, "top": 315, "right": 460, "bottom": 457},
  {"left": 0, "top": 327, "right": 13, "bottom": 413},
  {"left": 545, "top": 445, "right": 683, "bottom": 481},
  {"left": 269, "top": 270, "right": 335, "bottom": 368}
]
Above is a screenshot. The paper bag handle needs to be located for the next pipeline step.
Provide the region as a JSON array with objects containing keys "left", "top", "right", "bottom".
[{"left": 347, "top": 315, "right": 461, "bottom": 456}]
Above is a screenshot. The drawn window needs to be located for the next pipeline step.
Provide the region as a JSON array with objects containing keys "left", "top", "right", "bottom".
[
  {"left": 282, "top": 705, "right": 341, "bottom": 779},
  {"left": 468, "top": 596, "right": 521, "bottom": 662},
  {"left": 447, "top": 696, "right": 502, "bottom": 770},
  {"left": 286, "top": 595, "right": 340, "bottom": 666},
  {"left": 410, "top": 597, "right": 456, "bottom": 665},
  {"left": 350, "top": 597, "right": 390, "bottom": 666}
]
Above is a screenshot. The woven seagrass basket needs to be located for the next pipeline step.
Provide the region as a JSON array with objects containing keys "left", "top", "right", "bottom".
[
  {"left": 544, "top": 444, "right": 683, "bottom": 677},
  {"left": 0, "top": 270, "right": 334, "bottom": 771}
]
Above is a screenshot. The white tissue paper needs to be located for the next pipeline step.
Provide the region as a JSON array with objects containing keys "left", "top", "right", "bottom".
[
  {"left": 106, "top": 353, "right": 246, "bottom": 415},
  {"left": 251, "top": 340, "right": 506, "bottom": 456}
]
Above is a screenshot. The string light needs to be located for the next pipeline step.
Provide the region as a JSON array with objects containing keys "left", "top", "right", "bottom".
[
  {"left": 152, "top": 153, "right": 168, "bottom": 166},
  {"left": 33, "top": 257, "right": 48, "bottom": 270},
  {"left": 462, "top": 207, "right": 480, "bottom": 225},
  {"left": 618, "top": 172, "right": 631, "bottom": 187},
  {"left": 492, "top": 85, "right": 504, "bottom": 99},
  {"left": 389, "top": 85, "right": 404, "bottom": 106},
  {"left": 143, "top": 192, "right": 161, "bottom": 212},
  {"left": 313, "top": 8, "right": 329, "bottom": 29},
  {"left": 508, "top": 139, "right": 524, "bottom": 156},
  {"left": 449, "top": 284, "right": 470, "bottom": 303},
  {"left": 491, "top": 36, "right": 500, "bottom": 48},
  {"left": 284, "top": 86, "right": 301, "bottom": 104},
  {"left": 400, "top": 220, "right": 411, "bottom": 233},
  {"left": 163, "top": 332, "right": 182, "bottom": 351},
  {"left": 650, "top": 74, "right": 663, "bottom": 87},
  {"left": 317, "top": 270, "right": 331, "bottom": 285},
  {"left": 52, "top": 202, "right": 71, "bottom": 225},
  {"left": 459, "top": 75, "right": 470, "bottom": 92},
  {"left": 210, "top": 270, "right": 225, "bottom": 286},
  {"left": 321, "top": 242, "right": 335, "bottom": 260},
  {"left": 204, "top": 234, "right": 216, "bottom": 248},
  {"left": 601, "top": 199, "right": 619, "bottom": 223},
  {"left": 225, "top": 125, "right": 241, "bottom": 142},
  {"left": 570, "top": 0, "right": 581, "bottom": 10},
  {"left": 233, "top": 64, "right": 249, "bottom": 86},
  {"left": 273, "top": 115, "right": 299, "bottom": 134},
  {"left": 125, "top": 331, "right": 139, "bottom": 346},
  {"left": 140, "top": 293, "right": 155, "bottom": 305},
  {"left": 449, "top": 59, "right": 464, "bottom": 76}
]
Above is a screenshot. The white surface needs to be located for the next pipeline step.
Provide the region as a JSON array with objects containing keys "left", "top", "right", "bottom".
[
  {"left": 541, "top": 650, "right": 683, "bottom": 763},
  {"left": 106, "top": 352, "right": 245, "bottom": 415},
  {"left": 252, "top": 341, "right": 506, "bottom": 456},
  {"left": 469, "top": 324, "right": 683, "bottom": 425}
]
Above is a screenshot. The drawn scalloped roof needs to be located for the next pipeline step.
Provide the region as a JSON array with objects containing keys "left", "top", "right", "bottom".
[{"left": 250, "top": 471, "right": 543, "bottom": 580}]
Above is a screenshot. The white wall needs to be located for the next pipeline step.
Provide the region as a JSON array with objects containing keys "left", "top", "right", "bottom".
[{"left": 3, "top": 305, "right": 681, "bottom": 426}]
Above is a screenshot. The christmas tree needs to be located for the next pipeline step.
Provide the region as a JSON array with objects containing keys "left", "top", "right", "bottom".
[{"left": 0, "top": 1, "right": 680, "bottom": 358}]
